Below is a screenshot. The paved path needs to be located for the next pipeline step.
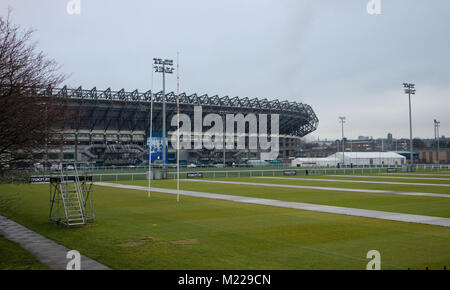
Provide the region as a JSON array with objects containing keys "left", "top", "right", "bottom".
[
  {"left": 256, "top": 176, "right": 450, "bottom": 187},
  {"left": 0, "top": 216, "right": 110, "bottom": 270},
  {"left": 327, "top": 175, "right": 450, "bottom": 181},
  {"left": 95, "top": 182, "right": 450, "bottom": 228},
  {"left": 210, "top": 178, "right": 450, "bottom": 198}
]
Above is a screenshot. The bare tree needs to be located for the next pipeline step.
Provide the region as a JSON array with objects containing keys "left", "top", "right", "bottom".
[{"left": 0, "top": 9, "right": 66, "bottom": 173}]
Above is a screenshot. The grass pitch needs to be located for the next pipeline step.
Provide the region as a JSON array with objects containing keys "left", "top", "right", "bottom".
[
  {"left": 118, "top": 177, "right": 450, "bottom": 218},
  {"left": 1, "top": 172, "right": 450, "bottom": 270}
]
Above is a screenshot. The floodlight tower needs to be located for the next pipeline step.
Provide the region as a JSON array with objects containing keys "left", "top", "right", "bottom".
[
  {"left": 403, "top": 83, "right": 416, "bottom": 165},
  {"left": 153, "top": 58, "right": 174, "bottom": 169},
  {"left": 434, "top": 119, "right": 440, "bottom": 166},
  {"left": 339, "top": 117, "right": 346, "bottom": 166}
]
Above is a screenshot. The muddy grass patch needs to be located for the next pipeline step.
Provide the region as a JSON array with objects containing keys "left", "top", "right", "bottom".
[{"left": 116, "top": 236, "right": 197, "bottom": 247}]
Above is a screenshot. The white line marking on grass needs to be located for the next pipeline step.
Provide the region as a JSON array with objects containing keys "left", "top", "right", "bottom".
[
  {"left": 379, "top": 173, "right": 450, "bottom": 177},
  {"left": 95, "top": 182, "right": 450, "bottom": 228},
  {"left": 189, "top": 178, "right": 450, "bottom": 198},
  {"left": 258, "top": 176, "right": 450, "bottom": 187},
  {"left": 327, "top": 175, "right": 450, "bottom": 181}
]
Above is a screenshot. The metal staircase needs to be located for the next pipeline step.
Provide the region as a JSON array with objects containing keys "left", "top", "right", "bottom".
[
  {"left": 49, "top": 165, "right": 95, "bottom": 227},
  {"left": 59, "top": 169, "right": 86, "bottom": 226}
]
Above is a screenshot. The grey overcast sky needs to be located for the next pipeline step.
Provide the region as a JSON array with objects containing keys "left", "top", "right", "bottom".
[{"left": 1, "top": 0, "right": 449, "bottom": 141}]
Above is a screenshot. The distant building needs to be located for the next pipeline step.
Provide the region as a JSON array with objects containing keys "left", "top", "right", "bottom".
[{"left": 418, "top": 150, "right": 450, "bottom": 164}]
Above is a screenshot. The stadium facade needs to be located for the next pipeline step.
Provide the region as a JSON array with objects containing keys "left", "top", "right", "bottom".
[{"left": 42, "top": 86, "right": 318, "bottom": 167}]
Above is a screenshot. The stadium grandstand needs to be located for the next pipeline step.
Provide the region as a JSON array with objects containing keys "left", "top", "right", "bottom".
[{"left": 35, "top": 86, "right": 318, "bottom": 167}]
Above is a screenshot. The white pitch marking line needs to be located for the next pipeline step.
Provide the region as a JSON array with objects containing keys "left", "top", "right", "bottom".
[
  {"left": 257, "top": 176, "right": 450, "bottom": 187},
  {"left": 379, "top": 173, "right": 450, "bottom": 177},
  {"left": 94, "top": 182, "right": 450, "bottom": 228},
  {"left": 185, "top": 178, "right": 450, "bottom": 198},
  {"left": 326, "top": 175, "right": 450, "bottom": 181}
]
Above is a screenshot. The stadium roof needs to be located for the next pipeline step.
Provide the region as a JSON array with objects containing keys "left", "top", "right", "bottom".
[{"left": 31, "top": 86, "right": 319, "bottom": 137}]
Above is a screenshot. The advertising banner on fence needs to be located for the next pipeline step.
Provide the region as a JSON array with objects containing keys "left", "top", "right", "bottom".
[
  {"left": 283, "top": 170, "right": 297, "bottom": 176},
  {"left": 30, "top": 176, "right": 50, "bottom": 184},
  {"left": 187, "top": 172, "right": 203, "bottom": 179}
]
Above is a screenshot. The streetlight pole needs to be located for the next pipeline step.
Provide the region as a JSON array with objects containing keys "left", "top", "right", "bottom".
[
  {"left": 154, "top": 58, "right": 174, "bottom": 171},
  {"left": 434, "top": 119, "right": 437, "bottom": 164},
  {"left": 222, "top": 111, "right": 226, "bottom": 168},
  {"left": 403, "top": 83, "right": 416, "bottom": 167},
  {"left": 339, "top": 117, "right": 346, "bottom": 166},
  {"left": 434, "top": 119, "right": 440, "bottom": 167}
]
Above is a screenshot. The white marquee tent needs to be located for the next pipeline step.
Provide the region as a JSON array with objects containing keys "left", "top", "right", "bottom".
[{"left": 328, "top": 152, "right": 406, "bottom": 166}]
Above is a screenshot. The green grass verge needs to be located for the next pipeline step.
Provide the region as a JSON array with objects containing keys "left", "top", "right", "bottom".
[{"left": 0, "top": 236, "right": 49, "bottom": 270}]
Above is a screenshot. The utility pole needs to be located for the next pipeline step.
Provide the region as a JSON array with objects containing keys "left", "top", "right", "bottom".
[
  {"left": 222, "top": 112, "right": 226, "bottom": 168},
  {"left": 339, "top": 117, "right": 346, "bottom": 166},
  {"left": 434, "top": 119, "right": 440, "bottom": 167}
]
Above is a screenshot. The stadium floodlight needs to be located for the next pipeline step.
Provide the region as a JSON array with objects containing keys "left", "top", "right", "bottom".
[
  {"left": 339, "top": 117, "right": 346, "bottom": 166},
  {"left": 153, "top": 57, "right": 174, "bottom": 170},
  {"left": 403, "top": 83, "right": 416, "bottom": 166}
]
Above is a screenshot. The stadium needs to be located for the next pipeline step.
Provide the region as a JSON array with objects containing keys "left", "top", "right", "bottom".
[
  {"left": 1, "top": 1, "right": 450, "bottom": 276},
  {"left": 41, "top": 86, "right": 319, "bottom": 167}
]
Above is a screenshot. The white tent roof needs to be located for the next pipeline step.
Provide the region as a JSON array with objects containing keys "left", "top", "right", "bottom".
[
  {"left": 294, "top": 157, "right": 337, "bottom": 162},
  {"left": 329, "top": 152, "right": 405, "bottom": 159}
]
